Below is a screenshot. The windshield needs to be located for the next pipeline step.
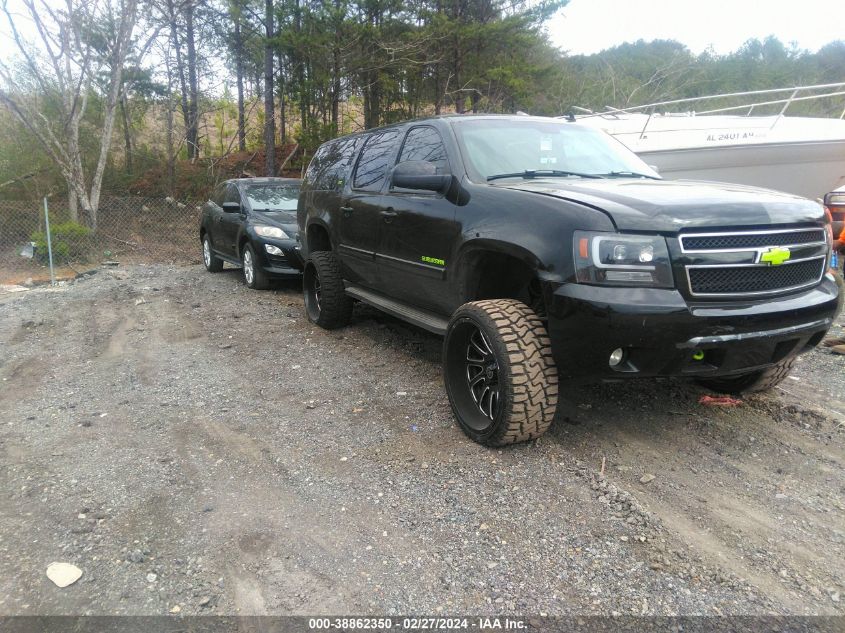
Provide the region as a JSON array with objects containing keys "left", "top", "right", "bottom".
[
  {"left": 451, "top": 118, "right": 659, "bottom": 182},
  {"left": 244, "top": 184, "right": 299, "bottom": 211}
]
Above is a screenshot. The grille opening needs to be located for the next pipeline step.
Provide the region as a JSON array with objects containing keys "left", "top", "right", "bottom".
[
  {"left": 772, "top": 339, "right": 800, "bottom": 363},
  {"left": 681, "top": 348, "right": 724, "bottom": 374},
  {"left": 682, "top": 230, "right": 825, "bottom": 251},
  {"left": 688, "top": 258, "right": 825, "bottom": 296},
  {"left": 805, "top": 331, "right": 826, "bottom": 350},
  {"left": 267, "top": 253, "right": 289, "bottom": 267}
]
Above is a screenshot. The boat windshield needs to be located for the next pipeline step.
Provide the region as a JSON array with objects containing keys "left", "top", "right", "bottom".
[
  {"left": 451, "top": 118, "right": 659, "bottom": 183},
  {"left": 245, "top": 184, "right": 299, "bottom": 211}
]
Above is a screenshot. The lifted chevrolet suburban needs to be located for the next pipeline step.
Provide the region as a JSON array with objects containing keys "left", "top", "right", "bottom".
[{"left": 297, "top": 115, "right": 841, "bottom": 446}]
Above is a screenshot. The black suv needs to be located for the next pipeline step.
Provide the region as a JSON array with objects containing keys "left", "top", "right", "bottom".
[
  {"left": 297, "top": 115, "right": 841, "bottom": 446},
  {"left": 200, "top": 177, "right": 302, "bottom": 289}
]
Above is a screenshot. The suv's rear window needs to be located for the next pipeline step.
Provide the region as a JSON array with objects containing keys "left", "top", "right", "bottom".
[
  {"left": 306, "top": 137, "right": 362, "bottom": 191},
  {"left": 353, "top": 130, "right": 400, "bottom": 191}
]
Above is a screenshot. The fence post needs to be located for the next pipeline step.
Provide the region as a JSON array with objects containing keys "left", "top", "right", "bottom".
[{"left": 43, "top": 197, "right": 56, "bottom": 286}]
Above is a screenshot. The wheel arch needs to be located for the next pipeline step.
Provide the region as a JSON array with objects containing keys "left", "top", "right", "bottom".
[
  {"left": 305, "top": 219, "right": 333, "bottom": 254},
  {"left": 455, "top": 240, "right": 548, "bottom": 314}
]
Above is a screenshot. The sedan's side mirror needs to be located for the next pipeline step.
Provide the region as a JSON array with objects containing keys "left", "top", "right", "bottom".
[
  {"left": 222, "top": 201, "right": 242, "bottom": 213},
  {"left": 391, "top": 160, "right": 452, "bottom": 193}
]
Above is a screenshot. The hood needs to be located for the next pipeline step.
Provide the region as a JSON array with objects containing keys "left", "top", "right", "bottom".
[
  {"left": 253, "top": 210, "right": 298, "bottom": 232},
  {"left": 494, "top": 178, "right": 825, "bottom": 232}
]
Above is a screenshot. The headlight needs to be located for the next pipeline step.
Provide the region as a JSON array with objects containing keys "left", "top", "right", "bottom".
[
  {"left": 254, "top": 225, "right": 289, "bottom": 239},
  {"left": 574, "top": 231, "right": 673, "bottom": 288}
]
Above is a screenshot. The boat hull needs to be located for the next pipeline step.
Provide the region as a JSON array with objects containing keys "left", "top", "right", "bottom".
[{"left": 637, "top": 140, "right": 845, "bottom": 201}]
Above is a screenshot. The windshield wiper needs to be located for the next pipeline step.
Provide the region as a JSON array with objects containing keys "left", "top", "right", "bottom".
[
  {"left": 486, "top": 169, "right": 604, "bottom": 182},
  {"left": 599, "top": 171, "right": 661, "bottom": 180}
]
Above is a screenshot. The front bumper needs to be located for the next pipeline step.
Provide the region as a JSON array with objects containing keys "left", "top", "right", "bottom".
[
  {"left": 254, "top": 238, "right": 303, "bottom": 277},
  {"left": 546, "top": 275, "right": 840, "bottom": 380}
]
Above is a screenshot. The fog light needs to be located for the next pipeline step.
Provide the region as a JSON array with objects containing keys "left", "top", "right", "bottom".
[
  {"left": 609, "top": 348, "right": 625, "bottom": 367},
  {"left": 692, "top": 350, "right": 705, "bottom": 361},
  {"left": 264, "top": 244, "right": 283, "bottom": 255}
]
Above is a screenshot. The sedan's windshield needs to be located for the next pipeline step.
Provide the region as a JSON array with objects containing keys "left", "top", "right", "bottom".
[
  {"left": 245, "top": 184, "right": 299, "bottom": 211},
  {"left": 451, "top": 118, "right": 659, "bottom": 182}
]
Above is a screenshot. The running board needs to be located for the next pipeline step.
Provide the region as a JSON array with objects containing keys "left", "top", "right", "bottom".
[{"left": 345, "top": 285, "right": 449, "bottom": 335}]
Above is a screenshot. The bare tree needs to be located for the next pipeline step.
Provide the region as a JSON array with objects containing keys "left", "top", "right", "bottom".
[
  {"left": 263, "top": 0, "right": 275, "bottom": 175},
  {"left": 0, "top": 0, "right": 139, "bottom": 228}
]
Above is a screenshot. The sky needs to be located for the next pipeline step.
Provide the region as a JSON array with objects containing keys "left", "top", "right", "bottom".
[{"left": 547, "top": 0, "right": 845, "bottom": 56}]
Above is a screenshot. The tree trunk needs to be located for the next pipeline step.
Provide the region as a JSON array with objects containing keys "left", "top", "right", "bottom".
[
  {"left": 331, "top": 47, "right": 340, "bottom": 130},
  {"left": 185, "top": 3, "right": 200, "bottom": 160},
  {"left": 165, "top": 49, "right": 176, "bottom": 193},
  {"left": 167, "top": 0, "right": 191, "bottom": 155},
  {"left": 235, "top": 11, "right": 246, "bottom": 152},
  {"left": 120, "top": 87, "right": 133, "bottom": 174},
  {"left": 68, "top": 185, "right": 78, "bottom": 223},
  {"left": 264, "top": 0, "right": 275, "bottom": 175},
  {"left": 277, "top": 48, "right": 285, "bottom": 144}
]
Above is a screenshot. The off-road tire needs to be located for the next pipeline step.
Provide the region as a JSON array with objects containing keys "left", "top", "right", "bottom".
[
  {"left": 202, "top": 235, "right": 223, "bottom": 272},
  {"left": 697, "top": 357, "right": 796, "bottom": 394},
  {"left": 242, "top": 242, "right": 269, "bottom": 290},
  {"left": 304, "top": 251, "right": 353, "bottom": 329},
  {"left": 443, "top": 299, "right": 558, "bottom": 446}
]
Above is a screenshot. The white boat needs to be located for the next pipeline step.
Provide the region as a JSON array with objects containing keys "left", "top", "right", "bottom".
[{"left": 571, "top": 83, "right": 845, "bottom": 200}]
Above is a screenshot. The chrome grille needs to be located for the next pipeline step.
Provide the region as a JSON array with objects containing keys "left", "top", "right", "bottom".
[
  {"left": 688, "top": 258, "right": 826, "bottom": 295},
  {"left": 681, "top": 229, "right": 825, "bottom": 251},
  {"left": 680, "top": 228, "right": 828, "bottom": 298}
]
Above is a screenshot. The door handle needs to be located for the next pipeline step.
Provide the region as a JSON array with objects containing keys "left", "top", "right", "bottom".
[
  {"left": 381, "top": 209, "right": 398, "bottom": 223},
  {"left": 340, "top": 206, "right": 353, "bottom": 217}
]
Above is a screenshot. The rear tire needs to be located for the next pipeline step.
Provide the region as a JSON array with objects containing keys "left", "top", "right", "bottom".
[
  {"left": 443, "top": 299, "right": 558, "bottom": 446},
  {"left": 202, "top": 235, "right": 223, "bottom": 272},
  {"left": 697, "top": 357, "right": 796, "bottom": 394},
  {"left": 242, "top": 243, "right": 269, "bottom": 290},
  {"left": 304, "top": 251, "right": 353, "bottom": 329}
]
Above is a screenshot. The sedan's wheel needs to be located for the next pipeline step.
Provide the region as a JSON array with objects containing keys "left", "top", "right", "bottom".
[
  {"left": 242, "top": 243, "right": 269, "bottom": 290},
  {"left": 303, "top": 251, "right": 352, "bottom": 329},
  {"left": 444, "top": 299, "right": 558, "bottom": 446},
  {"left": 202, "top": 236, "right": 223, "bottom": 272}
]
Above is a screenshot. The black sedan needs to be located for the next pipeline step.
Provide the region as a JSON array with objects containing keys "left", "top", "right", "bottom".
[{"left": 200, "top": 177, "right": 302, "bottom": 289}]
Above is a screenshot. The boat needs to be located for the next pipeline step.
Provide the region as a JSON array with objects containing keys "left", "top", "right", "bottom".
[{"left": 570, "top": 83, "right": 845, "bottom": 200}]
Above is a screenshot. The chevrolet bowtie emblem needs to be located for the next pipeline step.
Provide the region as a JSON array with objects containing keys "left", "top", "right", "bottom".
[{"left": 759, "top": 247, "right": 791, "bottom": 266}]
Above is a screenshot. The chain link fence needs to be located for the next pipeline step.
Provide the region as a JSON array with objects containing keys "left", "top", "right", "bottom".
[{"left": 0, "top": 196, "right": 203, "bottom": 286}]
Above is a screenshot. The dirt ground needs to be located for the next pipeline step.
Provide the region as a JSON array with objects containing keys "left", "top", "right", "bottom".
[{"left": 0, "top": 264, "right": 843, "bottom": 617}]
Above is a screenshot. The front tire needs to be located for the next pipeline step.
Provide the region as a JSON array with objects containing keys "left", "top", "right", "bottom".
[
  {"left": 303, "top": 251, "right": 353, "bottom": 329},
  {"left": 242, "top": 243, "right": 269, "bottom": 290},
  {"left": 202, "top": 235, "right": 223, "bottom": 272},
  {"left": 697, "top": 357, "right": 796, "bottom": 394},
  {"left": 443, "top": 299, "right": 558, "bottom": 446}
]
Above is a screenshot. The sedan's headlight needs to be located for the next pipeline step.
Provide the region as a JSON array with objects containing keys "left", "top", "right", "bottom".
[
  {"left": 254, "top": 225, "right": 289, "bottom": 239},
  {"left": 574, "top": 231, "right": 673, "bottom": 288}
]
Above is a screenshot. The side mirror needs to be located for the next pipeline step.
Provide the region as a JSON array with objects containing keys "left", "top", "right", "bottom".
[
  {"left": 222, "top": 201, "right": 241, "bottom": 213},
  {"left": 824, "top": 189, "right": 845, "bottom": 209},
  {"left": 391, "top": 160, "right": 452, "bottom": 193}
]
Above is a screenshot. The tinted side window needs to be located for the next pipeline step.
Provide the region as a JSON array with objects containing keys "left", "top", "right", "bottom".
[
  {"left": 224, "top": 184, "right": 242, "bottom": 205},
  {"left": 318, "top": 137, "right": 362, "bottom": 191},
  {"left": 398, "top": 126, "right": 449, "bottom": 174},
  {"left": 353, "top": 130, "right": 400, "bottom": 191},
  {"left": 304, "top": 144, "right": 331, "bottom": 187},
  {"left": 212, "top": 184, "right": 226, "bottom": 206},
  {"left": 305, "top": 137, "right": 363, "bottom": 191}
]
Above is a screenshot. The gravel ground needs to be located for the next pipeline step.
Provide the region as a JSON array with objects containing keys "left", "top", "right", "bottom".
[{"left": 0, "top": 264, "right": 843, "bottom": 617}]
